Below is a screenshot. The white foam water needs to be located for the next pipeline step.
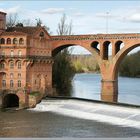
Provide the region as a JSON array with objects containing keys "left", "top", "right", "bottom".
[{"left": 28, "top": 99, "right": 140, "bottom": 129}]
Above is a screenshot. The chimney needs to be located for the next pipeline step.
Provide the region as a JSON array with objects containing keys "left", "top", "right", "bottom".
[{"left": 0, "top": 11, "right": 6, "bottom": 32}]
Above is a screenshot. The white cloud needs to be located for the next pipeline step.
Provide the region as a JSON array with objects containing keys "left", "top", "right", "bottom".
[
  {"left": 96, "top": 12, "right": 118, "bottom": 19},
  {"left": 6, "top": 6, "right": 21, "bottom": 14},
  {"left": 41, "top": 8, "right": 65, "bottom": 14},
  {"left": 124, "top": 13, "right": 140, "bottom": 23},
  {"left": 73, "top": 12, "right": 85, "bottom": 17},
  {"left": 0, "top": 8, "right": 5, "bottom": 13}
]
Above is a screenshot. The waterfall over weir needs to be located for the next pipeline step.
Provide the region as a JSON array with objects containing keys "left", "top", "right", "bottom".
[{"left": 29, "top": 98, "right": 140, "bottom": 130}]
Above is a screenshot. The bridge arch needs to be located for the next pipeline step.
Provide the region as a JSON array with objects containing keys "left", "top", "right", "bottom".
[
  {"left": 102, "top": 41, "right": 112, "bottom": 60},
  {"left": 112, "top": 43, "right": 140, "bottom": 80},
  {"left": 115, "top": 40, "right": 124, "bottom": 55},
  {"left": 2, "top": 94, "right": 19, "bottom": 108},
  {"left": 52, "top": 43, "right": 101, "bottom": 64},
  {"left": 91, "top": 41, "right": 100, "bottom": 53}
]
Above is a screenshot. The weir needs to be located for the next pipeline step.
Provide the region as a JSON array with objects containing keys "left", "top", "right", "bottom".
[{"left": 29, "top": 98, "right": 140, "bottom": 129}]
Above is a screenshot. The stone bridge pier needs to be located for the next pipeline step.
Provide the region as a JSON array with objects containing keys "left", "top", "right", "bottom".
[{"left": 100, "top": 62, "right": 118, "bottom": 102}]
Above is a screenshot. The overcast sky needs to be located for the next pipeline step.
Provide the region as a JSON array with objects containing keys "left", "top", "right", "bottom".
[{"left": 1, "top": 1, "right": 140, "bottom": 54}]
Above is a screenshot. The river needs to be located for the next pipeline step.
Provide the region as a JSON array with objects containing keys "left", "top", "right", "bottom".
[
  {"left": 71, "top": 73, "right": 140, "bottom": 106},
  {"left": 0, "top": 73, "right": 139, "bottom": 137}
]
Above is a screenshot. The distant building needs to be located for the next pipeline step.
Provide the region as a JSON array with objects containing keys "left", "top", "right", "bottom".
[{"left": 0, "top": 11, "right": 53, "bottom": 102}]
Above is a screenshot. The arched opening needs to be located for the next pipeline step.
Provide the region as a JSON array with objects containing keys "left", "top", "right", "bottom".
[
  {"left": 0, "top": 61, "right": 5, "bottom": 70},
  {"left": 52, "top": 44, "right": 101, "bottom": 100},
  {"left": 91, "top": 41, "right": 100, "bottom": 54},
  {"left": 2, "top": 94, "right": 19, "bottom": 108},
  {"left": 19, "top": 38, "right": 24, "bottom": 45},
  {"left": 102, "top": 41, "right": 112, "bottom": 60},
  {"left": 0, "top": 38, "right": 5, "bottom": 44},
  {"left": 7, "top": 38, "right": 11, "bottom": 44},
  {"left": 113, "top": 45, "right": 140, "bottom": 105},
  {"left": 115, "top": 40, "right": 124, "bottom": 55},
  {"left": 13, "top": 38, "right": 18, "bottom": 44}
]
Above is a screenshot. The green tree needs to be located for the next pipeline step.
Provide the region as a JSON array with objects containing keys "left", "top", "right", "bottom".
[
  {"left": 119, "top": 51, "right": 140, "bottom": 77},
  {"left": 52, "top": 14, "right": 75, "bottom": 95}
]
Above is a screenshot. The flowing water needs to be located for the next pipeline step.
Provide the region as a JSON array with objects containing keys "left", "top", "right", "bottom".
[
  {"left": 71, "top": 73, "right": 140, "bottom": 106},
  {"left": 0, "top": 73, "right": 139, "bottom": 137}
]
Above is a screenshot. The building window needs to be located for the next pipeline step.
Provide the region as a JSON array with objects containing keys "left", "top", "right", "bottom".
[
  {"left": 10, "top": 73, "right": 14, "bottom": 78},
  {"left": 39, "top": 32, "right": 44, "bottom": 37},
  {"left": 3, "top": 74, "right": 6, "bottom": 79},
  {"left": 18, "top": 73, "right": 21, "bottom": 78},
  {"left": 1, "top": 51, "right": 5, "bottom": 56},
  {"left": 10, "top": 50, "right": 14, "bottom": 57},
  {"left": 7, "top": 38, "right": 11, "bottom": 44},
  {"left": 2, "top": 80, "right": 6, "bottom": 87},
  {"left": 19, "top": 38, "right": 24, "bottom": 44},
  {"left": 18, "top": 61, "right": 21, "bottom": 69},
  {"left": 18, "top": 50, "right": 22, "bottom": 56},
  {"left": 0, "top": 63, "right": 5, "bottom": 69},
  {"left": 18, "top": 80, "right": 21, "bottom": 87},
  {"left": 13, "top": 38, "right": 18, "bottom": 44},
  {"left": 1, "top": 38, "right": 5, "bottom": 44},
  {"left": 10, "top": 80, "right": 14, "bottom": 88},
  {"left": 10, "top": 61, "right": 14, "bottom": 69}
]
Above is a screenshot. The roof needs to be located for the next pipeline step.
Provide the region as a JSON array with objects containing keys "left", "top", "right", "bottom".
[
  {"left": 1, "top": 31, "right": 27, "bottom": 36},
  {"left": 0, "top": 11, "right": 6, "bottom": 15},
  {"left": 6, "top": 26, "right": 43, "bottom": 35}
]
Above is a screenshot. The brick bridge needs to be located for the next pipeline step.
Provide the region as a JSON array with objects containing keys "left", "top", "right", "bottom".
[{"left": 51, "top": 33, "right": 140, "bottom": 102}]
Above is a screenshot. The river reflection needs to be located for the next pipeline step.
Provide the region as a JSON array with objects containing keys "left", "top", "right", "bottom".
[{"left": 65, "top": 73, "right": 140, "bottom": 105}]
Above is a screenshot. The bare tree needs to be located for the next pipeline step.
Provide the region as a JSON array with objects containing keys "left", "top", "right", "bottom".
[
  {"left": 6, "top": 13, "right": 19, "bottom": 28},
  {"left": 57, "top": 14, "right": 73, "bottom": 35},
  {"left": 22, "top": 19, "right": 34, "bottom": 26},
  {"left": 35, "top": 18, "right": 42, "bottom": 27},
  {"left": 53, "top": 14, "right": 75, "bottom": 95}
]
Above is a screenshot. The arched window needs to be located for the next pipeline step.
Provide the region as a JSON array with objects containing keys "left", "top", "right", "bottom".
[
  {"left": 2, "top": 80, "right": 6, "bottom": 87},
  {"left": 13, "top": 38, "right": 18, "bottom": 44},
  {"left": 10, "top": 80, "right": 14, "bottom": 88},
  {"left": 19, "top": 38, "right": 24, "bottom": 44},
  {"left": 10, "top": 73, "right": 14, "bottom": 78},
  {"left": 0, "top": 63, "right": 5, "bottom": 69},
  {"left": 39, "top": 32, "right": 44, "bottom": 37},
  {"left": 18, "top": 80, "right": 21, "bottom": 87},
  {"left": 10, "top": 61, "right": 14, "bottom": 69},
  {"left": 18, "top": 50, "right": 22, "bottom": 56},
  {"left": 7, "top": 38, "right": 11, "bottom": 44},
  {"left": 1, "top": 38, "right": 5, "bottom": 44},
  {"left": 10, "top": 50, "right": 14, "bottom": 57},
  {"left": 18, "top": 73, "right": 21, "bottom": 78},
  {"left": 18, "top": 61, "right": 21, "bottom": 69}
]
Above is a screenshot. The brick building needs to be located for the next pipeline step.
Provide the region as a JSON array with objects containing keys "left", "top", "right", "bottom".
[{"left": 0, "top": 11, "right": 53, "bottom": 108}]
